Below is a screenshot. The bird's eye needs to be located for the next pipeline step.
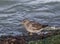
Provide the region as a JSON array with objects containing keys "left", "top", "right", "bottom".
[{"left": 23, "top": 20, "right": 26, "bottom": 23}]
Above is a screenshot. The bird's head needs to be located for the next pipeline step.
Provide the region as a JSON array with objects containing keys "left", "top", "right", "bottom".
[{"left": 20, "top": 18, "right": 29, "bottom": 24}]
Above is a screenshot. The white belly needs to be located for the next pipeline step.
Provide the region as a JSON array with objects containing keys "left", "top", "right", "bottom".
[
  {"left": 26, "top": 28, "right": 43, "bottom": 33},
  {"left": 25, "top": 24, "right": 43, "bottom": 33}
]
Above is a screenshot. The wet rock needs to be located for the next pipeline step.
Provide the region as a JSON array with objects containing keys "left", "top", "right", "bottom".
[{"left": 0, "top": 36, "right": 25, "bottom": 44}]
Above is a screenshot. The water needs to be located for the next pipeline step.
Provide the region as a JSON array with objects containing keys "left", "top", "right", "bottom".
[{"left": 0, "top": 0, "right": 60, "bottom": 36}]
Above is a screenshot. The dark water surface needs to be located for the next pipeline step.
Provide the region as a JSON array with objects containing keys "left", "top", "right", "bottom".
[{"left": 0, "top": 0, "right": 60, "bottom": 36}]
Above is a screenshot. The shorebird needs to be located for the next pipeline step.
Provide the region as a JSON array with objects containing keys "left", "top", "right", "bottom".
[{"left": 20, "top": 18, "right": 48, "bottom": 35}]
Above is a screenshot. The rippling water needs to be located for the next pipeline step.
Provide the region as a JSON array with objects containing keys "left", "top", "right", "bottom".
[{"left": 0, "top": 0, "right": 60, "bottom": 36}]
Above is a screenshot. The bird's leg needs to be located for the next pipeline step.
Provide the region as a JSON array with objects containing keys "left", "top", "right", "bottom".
[{"left": 28, "top": 32, "right": 33, "bottom": 35}]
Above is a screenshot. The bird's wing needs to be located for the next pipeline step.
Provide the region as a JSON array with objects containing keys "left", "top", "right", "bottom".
[{"left": 30, "top": 21, "right": 42, "bottom": 30}]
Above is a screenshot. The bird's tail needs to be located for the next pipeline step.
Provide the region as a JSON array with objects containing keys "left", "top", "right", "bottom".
[{"left": 42, "top": 25, "right": 48, "bottom": 28}]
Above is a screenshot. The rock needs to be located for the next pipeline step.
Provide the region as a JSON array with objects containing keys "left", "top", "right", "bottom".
[{"left": 0, "top": 36, "right": 25, "bottom": 44}]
